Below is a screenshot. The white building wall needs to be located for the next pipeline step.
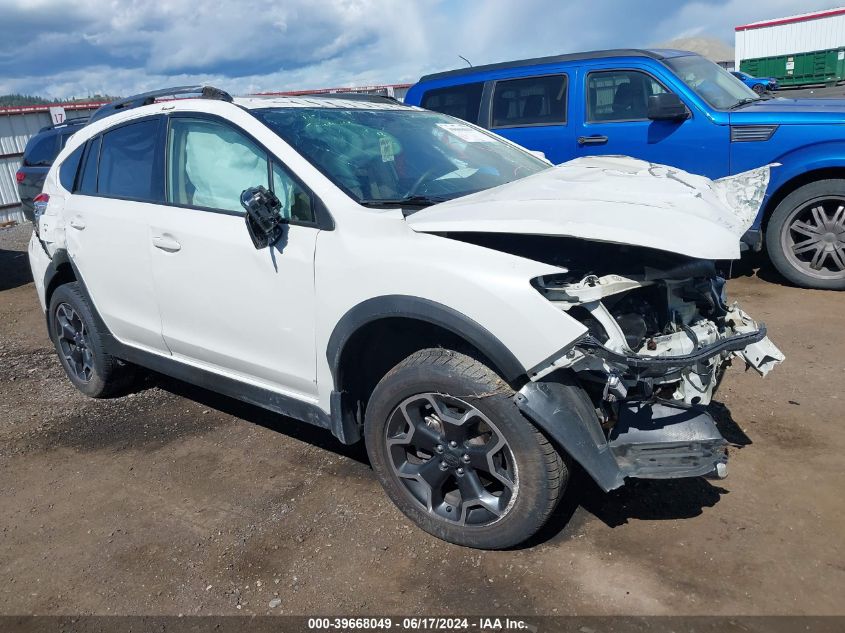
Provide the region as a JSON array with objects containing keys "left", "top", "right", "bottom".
[{"left": 735, "top": 11, "right": 845, "bottom": 67}]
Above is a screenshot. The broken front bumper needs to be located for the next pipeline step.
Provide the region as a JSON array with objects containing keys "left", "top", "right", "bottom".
[{"left": 516, "top": 377, "right": 728, "bottom": 492}]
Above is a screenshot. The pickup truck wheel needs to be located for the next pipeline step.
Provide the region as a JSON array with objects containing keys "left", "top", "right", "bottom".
[
  {"left": 767, "top": 180, "right": 845, "bottom": 290},
  {"left": 48, "top": 282, "right": 134, "bottom": 397},
  {"left": 364, "top": 348, "right": 567, "bottom": 549}
]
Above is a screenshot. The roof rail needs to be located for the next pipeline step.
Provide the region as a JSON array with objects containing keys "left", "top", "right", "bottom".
[{"left": 88, "top": 85, "right": 233, "bottom": 123}]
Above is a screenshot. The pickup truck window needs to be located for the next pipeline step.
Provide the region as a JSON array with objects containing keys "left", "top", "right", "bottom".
[
  {"left": 491, "top": 75, "right": 567, "bottom": 128},
  {"left": 664, "top": 55, "right": 758, "bottom": 110},
  {"left": 421, "top": 83, "right": 484, "bottom": 123},
  {"left": 587, "top": 70, "right": 667, "bottom": 122}
]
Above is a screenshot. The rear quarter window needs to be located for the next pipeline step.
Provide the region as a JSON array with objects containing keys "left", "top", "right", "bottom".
[
  {"left": 421, "top": 83, "right": 484, "bottom": 123},
  {"left": 59, "top": 145, "right": 85, "bottom": 192},
  {"left": 78, "top": 136, "right": 101, "bottom": 195}
]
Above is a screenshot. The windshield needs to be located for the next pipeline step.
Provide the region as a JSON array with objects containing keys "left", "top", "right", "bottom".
[
  {"left": 664, "top": 55, "right": 760, "bottom": 109},
  {"left": 254, "top": 107, "right": 549, "bottom": 205}
]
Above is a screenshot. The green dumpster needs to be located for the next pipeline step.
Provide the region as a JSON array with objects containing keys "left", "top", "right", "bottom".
[{"left": 741, "top": 47, "right": 845, "bottom": 87}]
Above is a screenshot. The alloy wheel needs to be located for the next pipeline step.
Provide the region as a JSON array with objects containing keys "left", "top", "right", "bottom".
[
  {"left": 385, "top": 393, "right": 517, "bottom": 527},
  {"left": 781, "top": 196, "right": 845, "bottom": 281},
  {"left": 54, "top": 302, "right": 94, "bottom": 382}
]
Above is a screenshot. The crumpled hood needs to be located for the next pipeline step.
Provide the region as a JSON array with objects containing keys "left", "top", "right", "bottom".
[{"left": 406, "top": 156, "right": 771, "bottom": 260}]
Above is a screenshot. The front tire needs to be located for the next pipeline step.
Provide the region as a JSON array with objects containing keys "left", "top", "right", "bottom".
[
  {"left": 48, "top": 282, "right": 133, "bottom": 397},
  {"left": 766, "top": 179, "right": 845, "bottom": 290},
  {"left": 752, "top": 83, "right": 766, "bottom": 95},
  {"left": 364, "top": 349, "right": 567, "bottom": 549}
]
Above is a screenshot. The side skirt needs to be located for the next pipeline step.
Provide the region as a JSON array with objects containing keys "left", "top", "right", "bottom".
[
  {"left": 49, "top": 256, "right": 346, "bottom": 441},
  {"left": 109, "top": 339, "right": 333, "bottom": 432}
]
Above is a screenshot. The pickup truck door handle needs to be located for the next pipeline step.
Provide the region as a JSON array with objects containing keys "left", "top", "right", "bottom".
[
  {"left": 152, "top": 234, "right": 182, "bottom": 253},
  {"left": 69, "top": 216, "right": 86, "bottom": 230},
  {"left": 577, "top": 135, "right": 609, "bottom": 146}
]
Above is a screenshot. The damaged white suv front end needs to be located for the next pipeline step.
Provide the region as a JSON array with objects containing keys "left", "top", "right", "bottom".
[{"left": 408, "top": 156, "right": 784, "bottom": 490}]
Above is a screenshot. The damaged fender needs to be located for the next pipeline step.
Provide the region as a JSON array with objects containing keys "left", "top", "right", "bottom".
[
  {"left": 516, "top": 374, "right": 729, "bottom": 492},
  {"left": 516, "top": 374, "right": 625, "bottom": 491}
]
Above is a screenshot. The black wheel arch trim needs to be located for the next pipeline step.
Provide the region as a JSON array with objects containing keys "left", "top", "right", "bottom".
[
  {"left": 516, "top": 373, "right": 625, "bottom": 492},
  {"left": 326, "top": 295, "right": 528, "bottom": 388}
]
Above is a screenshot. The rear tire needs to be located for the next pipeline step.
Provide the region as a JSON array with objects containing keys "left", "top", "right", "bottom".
[
  {"left": 766, "top": 179, "right": 845, "bottom": 290},
  {"left": 364, "top": 348, "right": 567, "bottom": 549},
  {"left": 48, "top": 282, "right": 134, "bottom": 397}
]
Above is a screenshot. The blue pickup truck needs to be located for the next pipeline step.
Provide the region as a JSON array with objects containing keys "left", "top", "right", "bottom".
[{"left": 405, "top": 49, "right": 845, "bottom": 290}]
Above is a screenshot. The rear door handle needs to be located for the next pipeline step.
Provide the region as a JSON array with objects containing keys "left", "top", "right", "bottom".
[
  {"left": 69, "top": 216, "right": 86, "bottom": 230},
  {"left": 152, "top": 234, "right": 182, "bottom": 253},
  {"left": 577, "top": 135, "right": 609, "bottom": 146}
]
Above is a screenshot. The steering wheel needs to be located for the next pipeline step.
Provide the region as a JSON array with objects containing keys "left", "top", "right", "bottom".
[{"left": 402, "top": 167, "right": 439, "bottom": 198}]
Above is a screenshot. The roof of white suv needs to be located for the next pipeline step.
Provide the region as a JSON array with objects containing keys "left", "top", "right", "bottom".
[
  {"left": 88, "top": 85, "right": 415, "bottom": 126},
  {"left": 235, "top": 96, "right": 415, "bottom": 111}
]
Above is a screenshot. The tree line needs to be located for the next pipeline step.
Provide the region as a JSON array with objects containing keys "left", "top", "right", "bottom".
[{"left": 0, "top": 93, "right": 121, "bottom": 107}]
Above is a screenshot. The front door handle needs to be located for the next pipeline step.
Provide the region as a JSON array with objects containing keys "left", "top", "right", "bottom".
[
  {"left": 577, "top": 135, "right": 609, "bottom": 146},
  {"left": 152, "top": 234, "right": 182, "bottom": 253},
  {"left": 69, "top": 216, "right": 86, "bottom": 230}
]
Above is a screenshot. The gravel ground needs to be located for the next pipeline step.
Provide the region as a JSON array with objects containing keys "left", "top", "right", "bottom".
[{"left": 1, "top": 222, "right": 843, "bottom": 616}]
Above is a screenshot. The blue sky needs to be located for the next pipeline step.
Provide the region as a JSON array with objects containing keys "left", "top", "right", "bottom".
[{"left": 0, "top": 0, "right": 837, "bottom": 98}]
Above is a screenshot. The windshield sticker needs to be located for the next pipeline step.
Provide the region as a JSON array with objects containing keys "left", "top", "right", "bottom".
[
  {"left": 379, "top": 136, "right": 395, "bottom": 162},
  {"left": 436, "top": 123, "right": 495, "bottom": 143}
]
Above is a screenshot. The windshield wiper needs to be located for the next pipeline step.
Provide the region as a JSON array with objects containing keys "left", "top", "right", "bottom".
[
  {"left": 359, "top": 195, "right": 448, "bottom": 208},
  {"left": 729, "top": 97, "right": 759, "bottom": 110}
]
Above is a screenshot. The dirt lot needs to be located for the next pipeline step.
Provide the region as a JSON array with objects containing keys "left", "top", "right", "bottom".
[{"left": 1, "top": 223, "right": 843, "bottom": 617}]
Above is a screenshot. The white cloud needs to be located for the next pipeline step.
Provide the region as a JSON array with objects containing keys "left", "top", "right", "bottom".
[{"left": 0, "top": 0, "right": 833, "bottom": 98}]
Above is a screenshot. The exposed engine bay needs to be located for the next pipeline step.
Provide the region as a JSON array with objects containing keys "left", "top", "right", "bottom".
[
  {"left": 454, "top": 233, "right": 785, "bottom": 489},
  {"left": 454, "top": 232, "right": 783, "bottom": 407},
  {"left": 532, "top": 258, "right": 783, "bottom": 407}
]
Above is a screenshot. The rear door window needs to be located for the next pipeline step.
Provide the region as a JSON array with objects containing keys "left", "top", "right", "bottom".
[
  {"left": 586, "top": 70, "right": 668, "bottom": 122},
  {"left": 491, "top": 75, "right": 567, "bottom": 128},
  {"left": 24, "top": 135, "right": 58, "bottom": 167},
  {"left": 97, "top": 119, "right": 163, "bottom": 201},
  {"left": 421, "top": 83, "right": 484, "bottom": 123}
]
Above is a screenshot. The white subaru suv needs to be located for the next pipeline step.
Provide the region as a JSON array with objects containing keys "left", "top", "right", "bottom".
[{"left": 29, "top": 86, "right": 783, "bottom": 549}]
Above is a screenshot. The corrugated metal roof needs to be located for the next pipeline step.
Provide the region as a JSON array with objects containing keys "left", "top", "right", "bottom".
[
  {"left": 735, "top": 7, "right": 845, "bottom": 31},
  {"left": 0, "top": 101, "right": 107, "bottom": 116}
]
